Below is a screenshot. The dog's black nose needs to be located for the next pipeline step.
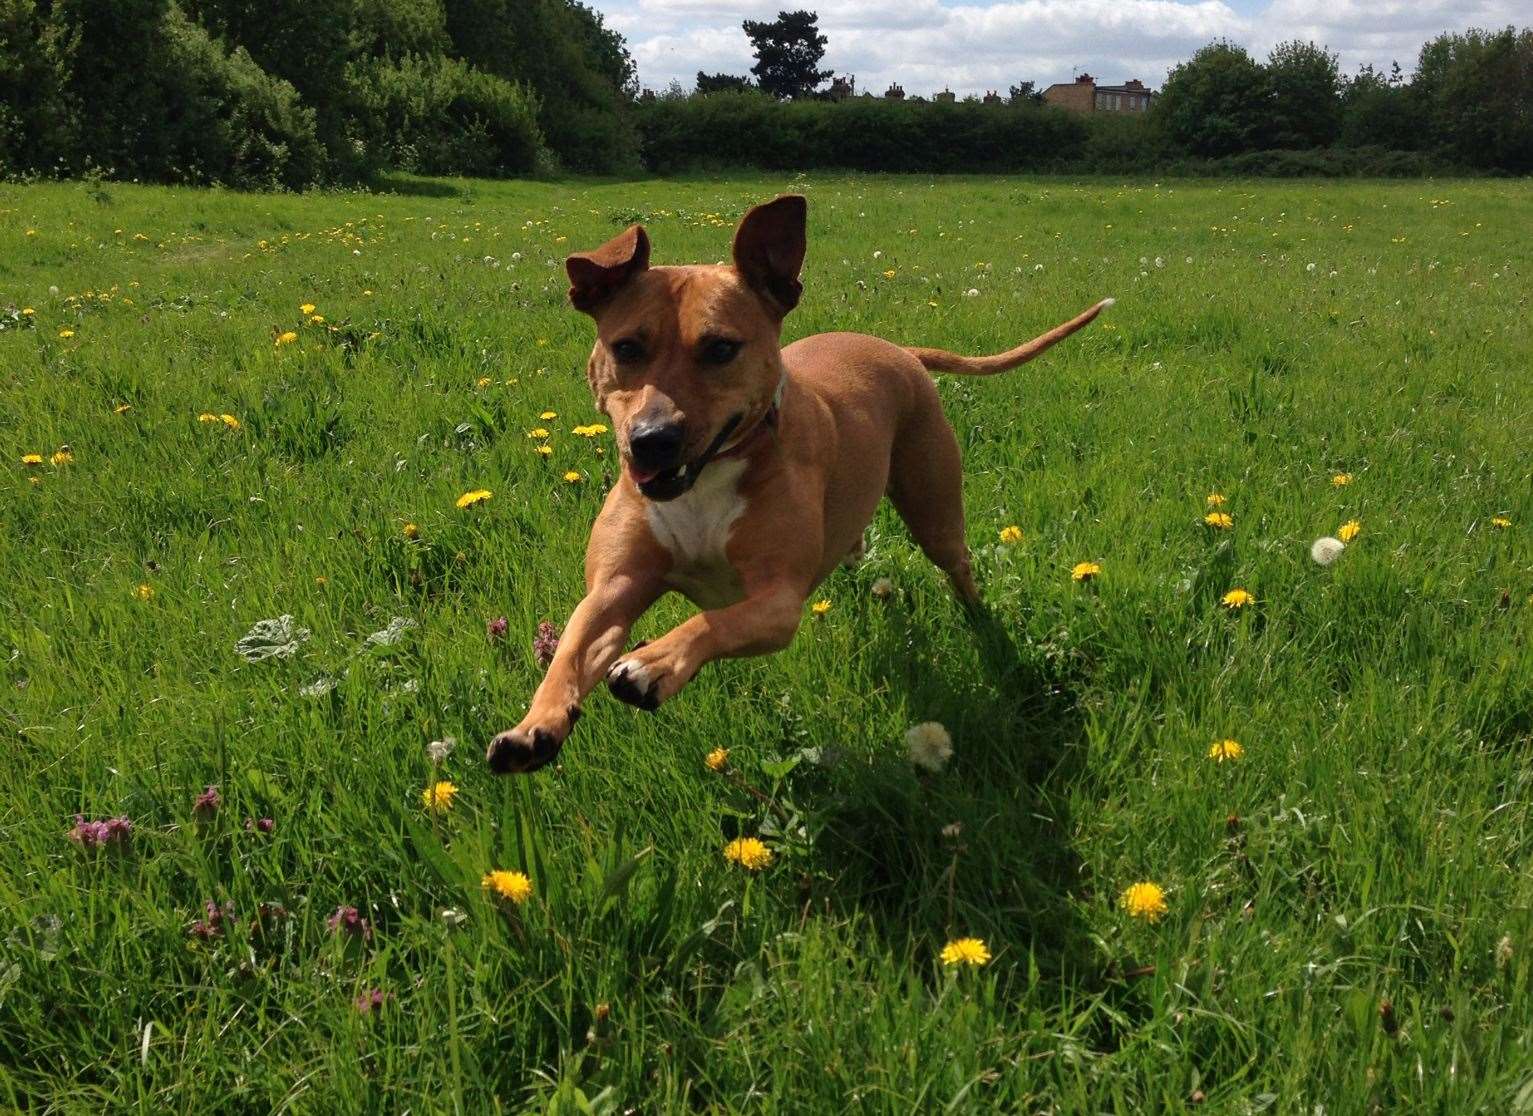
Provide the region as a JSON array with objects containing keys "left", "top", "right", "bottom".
[{"left": 628, "top": 421, "right": 685, "bottom": 472}]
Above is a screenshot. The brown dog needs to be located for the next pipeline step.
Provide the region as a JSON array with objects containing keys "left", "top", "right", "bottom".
[{"left": 486, "top": 195, "right": 1111, "bottom": 774}]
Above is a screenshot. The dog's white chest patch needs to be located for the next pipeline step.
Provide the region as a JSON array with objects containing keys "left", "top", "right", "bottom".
[{"left": 646, "top": 458, "right": 748, "bottom": 609}]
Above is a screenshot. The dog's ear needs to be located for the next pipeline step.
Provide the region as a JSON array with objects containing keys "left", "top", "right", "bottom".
[
  {"left": 732, "top": 195, "right": 807, "bottom": 316},
  {"left": 566, "top": 225, "right": 650, "bottom": 314}
]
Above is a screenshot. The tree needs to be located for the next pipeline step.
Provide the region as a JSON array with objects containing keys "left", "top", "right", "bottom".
[
  {"left": 1266, "top": 39, "right": 1341, "bottom": 148},
  {"left": 1339, "top": 63, "right": 1415, "bottom": 150},
  {"left": 1153, "top": 39, "right": 1272, "bottom": 156},
  {"left": 1008, "top": 80, "right": 1043, "bottom": 106},
  {"left": 1412, "top": 27, "right": 1533, "bottom": 172},
  {"left": 742, "top": 9, "right": 830, "bottom": 100},
  {"left": 696, "top": 71, "right": 752, "bottom": 95}
]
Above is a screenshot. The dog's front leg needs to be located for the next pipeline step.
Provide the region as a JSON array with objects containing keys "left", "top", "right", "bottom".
[
  {"left": 606, "top": 583, "right": 805, "bottom": 710},
  {"left": 487, "top": 572, "right": 661, "bottom": 774}
]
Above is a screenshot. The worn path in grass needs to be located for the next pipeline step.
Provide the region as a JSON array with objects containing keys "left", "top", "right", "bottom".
[{"left": 2, "top": 174, "right": 1531, "bottom": 1111}]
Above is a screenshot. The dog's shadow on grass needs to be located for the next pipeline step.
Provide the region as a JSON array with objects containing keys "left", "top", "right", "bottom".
[{"left": 807, "top": 596, "right": 1099, "bottom": 987}]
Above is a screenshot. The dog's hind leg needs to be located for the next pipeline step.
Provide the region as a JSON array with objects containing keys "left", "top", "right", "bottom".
[{"left": 887, "top": 380, "right": 979, "bottom": 604}]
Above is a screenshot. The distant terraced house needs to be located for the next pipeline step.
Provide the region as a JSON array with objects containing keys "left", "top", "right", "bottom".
[{"left": 1043, "top": 74, "right": 1153, "bottom": 113}]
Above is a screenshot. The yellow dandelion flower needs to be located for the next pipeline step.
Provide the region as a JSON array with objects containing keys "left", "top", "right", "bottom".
[
  {"left": 882, "top": 268, "right": 896, "bottom": 279},
  {"left": 475, "top": 376, "right": 491, "bottom": 388},
  {"left": 1204, "top": 512, "right": 1233, "bottom": 529},
  {"left": 421, "top": 781, "right": 458, "bottom": 813},
  {"left": 57, "top": 328, "right": 74, "bottom": 339},
  {"left": 1491, "top": 516, "right": 1512, "bottom": 529},
  {"left": 1120, "top": 881, "right": 1168, "bottom": 922},
  {"left": 50, "top": 449, "right": 73, "bottom": 465},
  {"left": 133, "top": 583, "right": 154, "bottom": 601},
  {"left": 1206, "top": 492, "right": 1227, "bottom": 507},
  {"left": 723, "top": 837, "right": 773, "bottom": 871},
  {"left": 1331, "top": 473, "right": 1353, "bottom": 487},
  {"left": 219, "top": 414, "right": 240, "bottom": 430},
  {"left": 1071, "top": 561, "right": 1101, "bottom": 583},
  {"left": 705, "top": 747, "right": 728, "bottom": 772},
  {"left": 21, "top": 453, "right": 44, "bottom": 466},
  {"left": 1337, "top": 519, "right": 1361, "bottom": 543},
  {"left": 811, "top": 599, "right": 832, "bottom": 616},
  {"left": 299, "top": 303, "right": 316, "bottom": 315},
  {"left": 481, "top": 869, "right": 533, "bottom": 904},
  {"left": 113, "top": 403, "right": 132, "bottom": 415},
  {"left": 1222, "top": 588, "right": 1255, "bottom": 609},
  {"left": 573, "top": 423, "right": 608, "bottom": 437},
  {"left": 528, "top": 428, "right": 550, "bottom": 439},
  {"left": 314, "top": 575, "right": 328, "bottom": 586},
  {"left": 21, "top": 307, "right": 35, "bottom": 316},
  {"left": 275, "top": 331, "right": 298, "bottom": 346},
  {"left": 999, "top": 525, "right": 1023, "bottom": 544},
  {"left": 940, "top": 937, "right": 991, "bottom": 967},
  {"left": 1208, "top": 738, "right": 1244, "bottom": 762},
  {"left": 540, "top": 410, "right": 558, "bottom": 420},
  {"left": 309, "top": 314, "right": 324, "bottom": 324},
  {"left": 563, "top": 470, "right": 582, "bottom": 483},
  {"left": 402, "top": 522, "right": 419, "bottom": 539},
  {"left": 535, "top": 444, "right": 553, "bottom": 457},
  {"left": 456, "top": 489, "right": 493, "bottom": 509}
]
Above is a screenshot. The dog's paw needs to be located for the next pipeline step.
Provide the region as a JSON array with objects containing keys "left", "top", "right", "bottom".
[
  {"left": 485, "top": 705, "right": 580, "bottom": 774},
  {"left": 606, "top": 657, "right": 661, "bottom": 711}
]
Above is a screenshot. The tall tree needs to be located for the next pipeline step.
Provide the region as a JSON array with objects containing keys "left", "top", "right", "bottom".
[
  {"left": 742, "top": 9, "right": 829, "bottom": 100},
  {"left": 1266, "top": 39, "right": 1341, "bottom": 148},
  {"left": 1008, "top": 80, "right": 1043, "bottom": 105},
  {"left": 1154, "top": 39, "right": 1272, "bottom": 156}
]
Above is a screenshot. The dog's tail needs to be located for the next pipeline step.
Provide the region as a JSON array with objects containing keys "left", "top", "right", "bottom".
[{"left": 906, "top": 298, "right": 1114, "bottom": 376}]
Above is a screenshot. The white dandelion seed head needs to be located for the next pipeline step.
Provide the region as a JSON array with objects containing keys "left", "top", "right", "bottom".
[
  {"left": 870, "top": 577, "right": 895, "bottom": 599},
  {"left": 964, "top": 288, "right": 980, "bottom": 298},
  {"left": 1310, "top": 536, "right": 1346, "bottom": 566},
  {"left": 1306, "top": 262, "right": 1317, "bottom": 273},
  {"left": 427, "top": 736, "right": 457, "bottom": 764},
  {"left": 906, "top": 722, "right": 953, "bottom": 773},
  {"left": 873, "top": 250, "right": 883, "bottom": 259}
]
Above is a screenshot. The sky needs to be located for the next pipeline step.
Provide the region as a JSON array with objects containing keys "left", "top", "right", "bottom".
[{"left": 594, "top": 0, "right": 1524, "bottom": 98}]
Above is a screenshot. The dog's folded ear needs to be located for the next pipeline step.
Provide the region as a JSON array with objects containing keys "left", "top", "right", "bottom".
[
  {"left": 566, "top": 225, "right": 650, "bottom": 313},
  {"left": 732, "top": 195, "right": 807, "bottom": 316}
]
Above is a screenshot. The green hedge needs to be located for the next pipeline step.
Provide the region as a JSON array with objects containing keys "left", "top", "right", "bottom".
[{"left": 636, "top": 93, "right": 1088, "bottom": 174}]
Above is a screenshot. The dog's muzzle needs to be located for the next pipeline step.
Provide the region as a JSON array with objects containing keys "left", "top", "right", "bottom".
[{"left": 628, "top": 413, "right": 743, "bottom": 501}]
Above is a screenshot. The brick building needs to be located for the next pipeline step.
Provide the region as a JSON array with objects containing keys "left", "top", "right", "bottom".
[{"left": 1043, "top": 74, "right": 1153, "bottom": 114}]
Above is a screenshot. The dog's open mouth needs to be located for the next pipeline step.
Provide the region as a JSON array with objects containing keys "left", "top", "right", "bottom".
[
  {"left": 630, "top": 461, "right": 693, "bottom": 501},
  {"left": 628, "top": 413, "right": 744, "bottom": 502}
]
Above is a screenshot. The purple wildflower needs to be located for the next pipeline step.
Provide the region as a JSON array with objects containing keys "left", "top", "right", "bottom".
[
  {"left": 190, "top": 899, "right": 235, "bottom": 940},
  {"left": 327, "top": 905, "right": 373, "bottom": 941},
  {"left": 67, "top": 814, "right": 132, "bottom": 850},
  {"left": 244, "top": 816, "right": 275, "bottom": 834},
  {"left": 354, "top": 988, "right": 393, "bottom": 1014},
  {"left": 486, "top": 615, "right": 509, "bottom": 641},
  {"left": 192, "top": 785, "right": 221, "bottom": 820},
  {"left": 532, "top": 620, "right": 561, "bottom": 667}
]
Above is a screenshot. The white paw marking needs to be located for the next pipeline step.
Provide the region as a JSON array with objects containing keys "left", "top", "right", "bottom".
[{"left": 611, "top": 658, "right": 653, "bottom": 691}]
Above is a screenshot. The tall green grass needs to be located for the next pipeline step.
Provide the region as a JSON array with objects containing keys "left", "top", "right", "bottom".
[{"left": 2, "top": 173, "right": 1530, "bottom": 1111}]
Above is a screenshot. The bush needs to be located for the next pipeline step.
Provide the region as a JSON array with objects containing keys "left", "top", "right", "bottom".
[
  {"left": 635, "top": 93, "right": 1087, "bottom": 174},
  {"left": 157, "top": 7, "right": 326, "bottom": 188},
  {"left": 350, "top": 54, "right": 543, "bottom": 177}
]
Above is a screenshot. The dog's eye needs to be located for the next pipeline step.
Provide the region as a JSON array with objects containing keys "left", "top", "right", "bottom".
[
  {"left": 610, "top": 338, "right": 645, "bottom": 362},
  {"left": 702, "top": 338, "right": 742, "bottom": 365}
]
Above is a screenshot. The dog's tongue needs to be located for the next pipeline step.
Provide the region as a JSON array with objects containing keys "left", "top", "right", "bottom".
[{"left": 629, "top": 464, "right": 661, "bottom": 485}]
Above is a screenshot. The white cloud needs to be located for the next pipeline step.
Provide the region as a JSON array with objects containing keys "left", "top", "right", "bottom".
[{"left": 600, "top": 0, "right": 1523, "bottom": 96}]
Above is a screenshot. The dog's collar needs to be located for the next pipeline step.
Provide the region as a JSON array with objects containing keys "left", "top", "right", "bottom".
[{"left": 713, "top": 372, "right": 786, "bottom": 462}]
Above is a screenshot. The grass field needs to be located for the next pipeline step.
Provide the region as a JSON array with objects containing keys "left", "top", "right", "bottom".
[{"left": 3, "top": 171, "right": 1531, "bottom": 1112}]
